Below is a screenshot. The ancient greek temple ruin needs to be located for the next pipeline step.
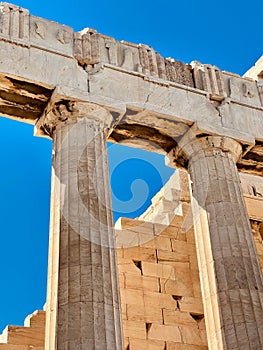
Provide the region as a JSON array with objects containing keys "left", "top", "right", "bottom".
[{"left": 0, "top": 2, "right": 263, "bottom": 350}]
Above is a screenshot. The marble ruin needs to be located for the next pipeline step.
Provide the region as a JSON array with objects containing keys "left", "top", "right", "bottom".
[{"left": 0, "top": 2, "right": 263, "bottom": 349}]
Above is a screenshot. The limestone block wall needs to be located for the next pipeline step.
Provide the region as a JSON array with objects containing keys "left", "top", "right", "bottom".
[
  {"left": 115, "top": 170, "right": 263, "bottom": 350},
  {"left": 251, "top": 222, "right": 263, "bottom": 270},
  {"left": 0, "top": 310, "right": 45, "bottom": 350},
  {"left": 240, "top": 172, "right": 263, "bottom": 270},
  {"left": 115, "top": 170, "right": 208, "bottom": 350}
]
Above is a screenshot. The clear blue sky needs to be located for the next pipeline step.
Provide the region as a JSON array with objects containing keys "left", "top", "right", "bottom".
[{"left": 0, "top": 0, "right": 262, "bottom": 333}]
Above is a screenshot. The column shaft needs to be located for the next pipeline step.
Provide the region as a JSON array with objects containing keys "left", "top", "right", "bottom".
[
  {"left": 185, "top": 137, "right": 263, "bottom": 349},
  {"left": 45, "top": 117, "right": 123, "bottom": 350}
]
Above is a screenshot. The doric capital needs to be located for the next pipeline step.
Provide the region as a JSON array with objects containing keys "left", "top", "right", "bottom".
[
  {"left": 35, "top": 100, "right": 114, "bottom": 138},
  {"left": 167, "top": 134, "right": 242, "bottom": 169}
]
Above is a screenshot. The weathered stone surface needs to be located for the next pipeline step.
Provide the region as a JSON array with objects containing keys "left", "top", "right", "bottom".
[
  {"left": 244, "top": 55, "right": 263, "bottom": 84},
  {"left": 2, "top": 164, "right": 263, "bottom": 350},
  {"left": 73, "top": 30, "right": 194, "bottom": 87},
  {"left": 170, "top": 135, "right": 263, "bottom": 349},
  {"left": 0, "top": 4, "right": 262, "bottom": 175},
  {"left": 43, "top": 102, "right": 123, "bottom": 350},
  {"left": 192, "top": 61, "right": 226, "bottom": 100},
  {"left": 0, "top": 310, "right": 45, "bottom": 349},
  {"left": 0, "top": 3, "right": 263, "bottom": 350},
  {"left": 117, "top": 171, "right": 208, "bottom": 350}
]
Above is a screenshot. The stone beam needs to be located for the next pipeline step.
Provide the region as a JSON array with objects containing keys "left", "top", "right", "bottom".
[
  {"left": 0, "top": 4, "right": 260, "bottom": 120},
  {"left": 0, "top": 3, "right": 262, "bottom": 175}
]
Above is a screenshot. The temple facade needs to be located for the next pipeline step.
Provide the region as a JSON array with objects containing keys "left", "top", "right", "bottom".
[{"left": 0, "top": 3, "right": 262, "bottom": 349}]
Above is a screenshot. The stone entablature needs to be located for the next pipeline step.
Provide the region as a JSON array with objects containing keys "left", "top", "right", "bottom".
[
  {"left": 1, "top": 2, "right": 262, "bottom": 104},
  {"left": 74, "top": 29, "right": 194, "bottom": 88},
  {"left": 0, "top": 3, "right": 263, "bottom": 177},
  {"left": 0, "top": 3, "right": 262, "bottom": 176}
]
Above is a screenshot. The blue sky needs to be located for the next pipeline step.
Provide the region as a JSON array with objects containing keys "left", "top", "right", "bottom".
[{"left": 0, "top": 0, "right": 262, "bottom": 333}]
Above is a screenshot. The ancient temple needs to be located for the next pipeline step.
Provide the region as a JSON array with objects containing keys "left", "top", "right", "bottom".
[{"left": 0, "top": 3, "right": 262, "bottom": 349}]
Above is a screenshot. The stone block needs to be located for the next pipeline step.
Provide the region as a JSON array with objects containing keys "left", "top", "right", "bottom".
[
  {"left": 129, "top": 338, "right": 165, "bottom": 350},
  {"left": 2, "top": 326, "right": 44, "bottom": 346},
  {"left": 115, "top": 229, "right": 140, "bottom": 248},
  {"left": 179, "top": 297, "right": 204, "bottom": 315},
  {"left": 163, "top": 309, "right": 197, "bottom": 326},
  {"left": 0, "top": 310, "right": 45, "bottom": 348},
  {"left": 157, "top": 250, "right": 189, "bottom": 263},
  {"left": 167, "top": 214, "right": 185, "bottom": 228},
  {"left": 117, "top": 257, "right": 142, "bottom": 275},
  {"left": 160, "top": 277, "right": 193, "bottom": 297},
  {"left": 161, "top": 263, "right": 191, "bottom": 274},
  {"left": 123, "top": 246, "right": 157, "bottom": 262},
  {"left": 141, "top": 236, "right": 172, "bottom": 251},
  {"left": 115, "top": 218, "right": 154, "bottom": 234},
  {"left": 125, "top": 274, "right": 159, "bottom": 292},
  {"left": 126, "top": 304, "right": 145, "bottom": 322},
  {"left": 120, "top": 289, "right": 144, "bottom": 307},
  {"left": 154, "top": 224, "right": 180, "bottom": 239},
  {"left": 180, "top": 325, "right": 207, "bottom": 345},
  {"left": 166, "top": 342, "right": 208, "bottom": 350},
  {"left": 122, "top": 320, "right": 146, "bottom": 340},
  {"left": 147, "top": 324, "right": 182, "bottom": 342},
  {"left": 143, "top": 292, "right": 177, "bottom": 310},
  {"left": 142, "top": 262, "right": 176, "bottom": 279},
  {"left": 171, "top": 240, "right": 196, "bottom": 256},
  {"left": 126, "top": 303, "right": 163, "bottom": 323},
  {"left": 138, "top": 232, "right": 157, "bottom": 246}
]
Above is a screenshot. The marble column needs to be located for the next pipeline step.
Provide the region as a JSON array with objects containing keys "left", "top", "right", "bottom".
[
  {"left": 173, "top": 136, "right": 263, "bottom": 349},
  {"left": 41, "top": 102, "right": 123, "bottom": 350}
]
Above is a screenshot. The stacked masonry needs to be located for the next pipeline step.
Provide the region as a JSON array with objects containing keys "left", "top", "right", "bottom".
[
  {"left": 115, "top": 170, "right": 208, "bottom": 350},
  {"left": 113, "top": 169, "right": 263, "bottom": 350},
  {"left": 241, "top": 172, "right": 263, "bottom": 270},
  {"left": 139, "top": 170, "right": 183, "bottom": 226},
  {"left": 0, "top": 310, "right": 45, "bottom": 350}
]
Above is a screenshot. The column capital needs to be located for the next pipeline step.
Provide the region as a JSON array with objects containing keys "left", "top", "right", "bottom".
[
  {"left": 167, "top": 134, "right": 243, "bottom": 168},
  {"left": 35, "top": 99, "right": 114, "bottom": 138}
]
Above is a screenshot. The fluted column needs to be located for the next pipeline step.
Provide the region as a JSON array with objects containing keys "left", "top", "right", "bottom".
[
  {"left": 40, "top": 102, "right": 123, "bottom": 350},
  {"left": 172, "top": 136, "right": 263, "bottom": 349}
]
